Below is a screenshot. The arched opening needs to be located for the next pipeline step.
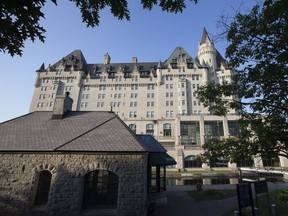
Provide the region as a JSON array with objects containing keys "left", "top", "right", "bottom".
[
  {"left": 146, "top": 124, "right": 154, "bottom": 135},
  {"left": 34, "top": 170, "right": 52, "bottom": 205},
  {"left": 82, "top": 170, "right": 119, "bottom": 209},
  {"left": 184, "top": 155, "right": 202, "bottom": 168},
  {"left": 129, "top": 124, "right": 136, "bottom": 133}
]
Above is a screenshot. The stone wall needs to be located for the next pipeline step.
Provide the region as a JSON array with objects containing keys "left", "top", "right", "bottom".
[{"left": 0, "top": 153, "right": 148, "bottom": 216}]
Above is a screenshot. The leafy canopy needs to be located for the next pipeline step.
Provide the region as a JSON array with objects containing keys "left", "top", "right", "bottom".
[
  {"left": 198, "top": 0, "right": 288, "bottom": 163},
  {"left": 0, "top": 0, "right": 198, "bottom": 56}
]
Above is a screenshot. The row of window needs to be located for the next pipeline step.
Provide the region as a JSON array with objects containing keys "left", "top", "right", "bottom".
[
  {"left": 129, "top": 123, "right": 172, "bottom": 136},
  {"left": 41, "top": 78, "right": 74, "bottom": 84},
  {"left": 183, "top": 155, "right": 280, "bottom": 168}
]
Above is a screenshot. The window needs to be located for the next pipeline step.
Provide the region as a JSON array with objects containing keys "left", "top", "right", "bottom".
[
  {"left": 149, "top": 166, "right": 166, "bottom": 193},
  {"left": 180, "top": 121, "right": 200, "bottom": 145},
  {"left": 147, "top": 111, "right": 154, "bottom": 118},
  {"left": 204, "top": 121, "right": 224, "bottom": 140},
  {"left": 129, "top": 124, "right": 136, "bottom": 133},
  {"left": 81, "top": 102, "right": 88, "bottom": 108},
  {"left": 146, "top": 124, "right": 154, "bottom": 135},
  {"left": 262, "top": 156, "right": 280, "bottom": 167},
  {"left": 82, "top": 170, "right": 119, "bottom": 209},
  {"left": 166, "top": 101, "right": 169, "bottom": 106},
  {"left": 170, "top": 92, "right": 173, "bottom": 97},
  {"left": 166, "top": 84, "right": 169, "bottom": 89},
  {"left": 210, "top": 157, "right": 229, "bottom": 168},
  {"left": 184, "top": 155, "right": 202, "bottom": 168},
  {"left": 34, "top": 171, "right": 52, "bottom": 205},
  {"left": 84, "top": 85, "right": 91, "bottom": 91},
  {"left": 163, "top": 123, "right": 171, "bottom": 136},
  {"left": 228, "top": 121, "right": 240, "bottom": 136}
]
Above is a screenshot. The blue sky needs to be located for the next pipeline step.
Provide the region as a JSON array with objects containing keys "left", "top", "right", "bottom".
[{"left": 0, "top": 0, "right": 256, "bottom": 123}]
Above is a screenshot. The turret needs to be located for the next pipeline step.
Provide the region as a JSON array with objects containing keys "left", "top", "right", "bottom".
[{"left": 197, "top": 28, "right": 217, "bottom": 71}]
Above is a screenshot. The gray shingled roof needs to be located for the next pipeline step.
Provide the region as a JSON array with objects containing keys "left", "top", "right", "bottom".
[
  {"left": 164, "top": 47, "right": 194, "bottom": 65},
  {"left": 0, "top": 111, "right": 147, "bottom": 152}
]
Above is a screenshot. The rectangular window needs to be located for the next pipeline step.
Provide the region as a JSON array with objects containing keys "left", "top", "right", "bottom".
[
  {"left": 147, "top": 102, "right": 150, "bottom": 107},
  {"left": 170, "top": 92, "right": 173, "bottom": 97},
  {"left": 166, "top": 101, "right": 169, "bottom": 106}
]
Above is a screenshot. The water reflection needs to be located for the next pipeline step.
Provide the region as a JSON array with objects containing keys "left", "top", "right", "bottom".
[{"left": 167, "top": 176, "right": 284, "bottom": 186}]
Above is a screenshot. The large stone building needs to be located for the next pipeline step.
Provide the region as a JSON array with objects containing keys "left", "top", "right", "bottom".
[
  {"left": 29, "top": 28, "right": 287, "bottom": 169},
  {"left": 0, "top": 94, "right": 175, "bottom": 215}
]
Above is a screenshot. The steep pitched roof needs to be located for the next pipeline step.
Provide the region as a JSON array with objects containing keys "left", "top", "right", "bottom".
[
  {"left": 0, "top": 111, "right": 147, "bottom": 152},
  {"left": 50, "top": 50, "right": 87, "bottom": 71},
  {"left": 164, "top": 47, "right": 194, "bottom": 65},
  {"left": 200, "top": 27, "right": 212, "bottom": 45}
]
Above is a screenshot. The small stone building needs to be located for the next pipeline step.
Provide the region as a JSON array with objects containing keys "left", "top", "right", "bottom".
[{"left": 0, "top": 94, "right": 175, "bottom": 216}]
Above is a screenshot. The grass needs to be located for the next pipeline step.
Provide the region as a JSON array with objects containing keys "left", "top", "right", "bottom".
[
  {"left": 222, "top": 190, "right": 288, "bottom": 216},
  {"left": 186, "top": 189, "right": 237, "bottom": 201}
]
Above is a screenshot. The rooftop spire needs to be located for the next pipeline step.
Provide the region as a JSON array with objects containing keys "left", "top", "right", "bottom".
[{"left": 200, "top": 27, "right": 211, "bottom": 45}]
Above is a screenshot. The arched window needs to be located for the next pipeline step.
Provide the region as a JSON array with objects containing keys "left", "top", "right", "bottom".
[
  {"left": 184, "top": 155, "right": 202, "bottom": 168},
  {"left": 129, "top": 124, "right": 136, "bottom": 133},
  {"left": 262, "top": 156, "right": 280, "bottom": 167},
  {"left": 34, "top": 170, "right": 52, "bottom": 205},
  {"left": 82, "top": 170, "right": 119, "bottom": 209},
  {"left": 163, "top": 123, "right": 171, "bottom": 136},
  {"left": 146, "top": 124, "right": 154, "bottom": 135}
]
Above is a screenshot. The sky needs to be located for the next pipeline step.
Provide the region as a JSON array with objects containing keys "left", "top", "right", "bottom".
[{"left": 0, "top": 0, "right": 257, "bottom": 123}]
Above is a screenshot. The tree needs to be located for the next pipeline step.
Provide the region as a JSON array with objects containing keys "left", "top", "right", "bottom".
[
  {"left": 0, "top": 0, "right": 198, "bottom": 56},
  {"left": 198, "top": 0, "right": 288, "bottom": 164}
]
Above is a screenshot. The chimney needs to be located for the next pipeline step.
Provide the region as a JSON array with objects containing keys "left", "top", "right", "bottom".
[
  {"left": 104, "top": 53, "right": 111, "bottom": 65},
  {"left": 132, "top": 57, "right": 138, "bottom": 64},
  {"left": 52, "top": 92, "right": 73, "bottom": 119}
]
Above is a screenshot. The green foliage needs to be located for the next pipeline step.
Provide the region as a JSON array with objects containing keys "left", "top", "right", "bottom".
[
  {"left": 0, "top": 0, "right": 198, "bottom": 56},
  {"left": 0, "top": 0, "right": 47, "bottom": 56},
  {"left": 198, "top": 0, "right": 288, "bottom": 161},
  {"left": 278, "top": 190, "right": 288, "bottom": 202}
]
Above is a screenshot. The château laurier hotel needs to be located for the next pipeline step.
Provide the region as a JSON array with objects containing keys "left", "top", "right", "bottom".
[{"left": 29, "top": 28, "right": 288, "bottom": 169}]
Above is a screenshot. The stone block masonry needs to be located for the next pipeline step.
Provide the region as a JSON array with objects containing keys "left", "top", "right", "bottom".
[{"left": 0, "top": 153, "right": 148, "bottom": 216}]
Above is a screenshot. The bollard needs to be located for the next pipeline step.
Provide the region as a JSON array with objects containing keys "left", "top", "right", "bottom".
[
  {"left": 271, "top": 204, "right": 277, "bottom": 216},
  {"left": 233, "top": 211, "right": 239, "bottom": 216}
]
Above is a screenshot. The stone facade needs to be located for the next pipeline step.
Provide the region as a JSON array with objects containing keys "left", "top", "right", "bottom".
[{"left": 0, "top": 153, "right": 148, "bottom": 216}]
